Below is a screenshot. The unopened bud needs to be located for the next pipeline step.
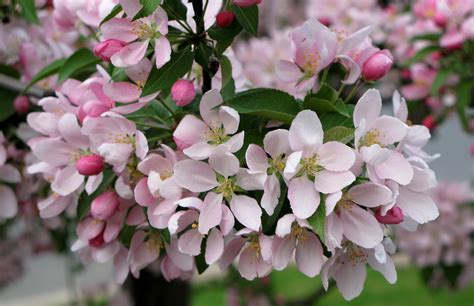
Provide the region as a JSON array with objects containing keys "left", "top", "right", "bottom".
[
  {"left": 171, "top": 80, "right": 196, "bottom": 107},
  {"left": 375, "top": 206, "right": 404, "bottom": 225},
  {"left": 91, "top": 191, "right": 120, "bottom": 221},
  {"left": 76, "top": 154, "right": 105, "bottom": 176},
  {"left": 216, "top": 11, "right": 235, "bottom": 28},
  {"left": 362, "top": 50, "right": 393, "bottom": 81},
  {"left": 94, "top": 39, "right": 127, "bottom": 62}
]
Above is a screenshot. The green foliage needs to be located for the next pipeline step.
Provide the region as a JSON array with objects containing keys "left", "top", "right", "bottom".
[
  {"left": 0, "top": 89, "right": 18, "bottom": 123},
  {"left": 100, "top": 3, "right": 122, "bottom": 25},
  {"left": 208, "top": 22, "right": 243, "bottom": 55},
  {"left": 324, "top": 126, "right": 355, "bottom": 144},
  {"left": 25, "top": 58, "right": 66, "bottom": 91},
  {"left": 308, "top": 201, "right": 326, "bottom": 242},
  {"left": 431, "top": 69, "right": 450, "bottom": 96},
  {"left": 58, "top": 49, "right": 101, "bottom": 83},
  {"left": 304, "top": 84, "right": 350, "bottom": 117},
  {"left": 133, "top": 0, "right": 163, "bottom": 20},
  {"left": 230, "top": 4, "right": 259, "bottom": 36},
  {"left": 220, "top": 55, "right": 235, "bottom": 100},
  {"left": 141, "top": 48, "right": 194, "bottom": 96},
  {"left": 456, "top": 80, "right": 474, "bottom": 132},
  {"left": 19, "top": 0, "right": 39, "bottom": 24},
  {"left": 161, "top": 0, "right": 188, "bottom": 21},
  {"left": 227, "top": 88, "right": 301, "bottom": 124}
]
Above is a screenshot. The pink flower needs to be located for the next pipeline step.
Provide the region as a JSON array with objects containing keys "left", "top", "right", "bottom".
[
  {"left": 219, "top": 229, "right": 272, "bottom": 280},
  {"left": 283, "top": 110, "right": 356, "bottom": 220},
  {"left": 272, "top": 214, "right": 324, "bottom": 277},
  {"left": 216, "top": 11, "right": 235, "bottom": 28},
  {"left": 173, "top": 152, "right": 265, "bottom": 231},
  {"left": 13, "top": 95, "right": 30, "bottom": 114},
  {"left": 245, "top": 129, "right": 290, "bottom": 215},
  {"left": 375, "top": 206, "right": 404, "bottom": 224},
  {"left": 322, "top": 240, "right": 397, "bottom": 300},
  {"left": 353, "top": 89, "right": 412, "bottom": 186},
  {"left": 233, "top": 0, "right": 262, "bottom": 8},
  {"left": 324, "top": 182, "right": 391, "bottom": 250},
  {"left": 100, "top": 3, "right": 170, "bottom": 68},
  {"left": 173, "top": 89, "right": 244, "bottom": 159},
  {"left": 277, "top": 19, "right": 337, "bottom": 93},
  {"left": 82, "top": 116, "right": 148, "bottom": 173},
  {"left": 401, "top": 64, "right": 437, "bottom": 101},
  {"left": 91, "top": 191, "right": 120, "bottom": 220},
  {"left": 171, "top": 80, "right": 196, "bottom": 107},
  {"left": 440, "top": 31, "right": 465, "bottom": 50}
]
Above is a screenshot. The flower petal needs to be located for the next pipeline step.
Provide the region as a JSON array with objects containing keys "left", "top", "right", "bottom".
[{"left": 288, "top": 176, "right": 320, "bottom": 219}]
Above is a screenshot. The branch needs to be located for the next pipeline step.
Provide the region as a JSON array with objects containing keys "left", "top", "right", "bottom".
[
  {"left": 190, "top": 0, "right": 212, "bottom": 93},
  {"left": 0, "top": 74, "right": 53, "bottom": 98}
]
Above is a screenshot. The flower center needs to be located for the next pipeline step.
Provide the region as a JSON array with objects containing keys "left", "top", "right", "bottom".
[
  {"left": 206, "top": 127, "right": 229, "bottom": 145},
  {"left": 132, "top": 21, "right": 160, "bottom": 40},
  {"left": 299, "top": 154, "right": 324, "bottom": 177},
  {"left": 291, "top": 224, "right": 306, "bottom": 241},
  {"left": 268, "top": 156, "right": 286, "bottom": 175},
  {"left": 345, "top": 243, "right": 368, "bottom": 266},
  {"left": 145, "top": 232, "right": 162, "bottom": 253},
  {"left": 359, "top": 129, "right": 383, "bottom": 147},
  {"left": 216, "top": 177, "right": 235, "bottom": 199},
  {"left": 301, "top": 51, "right": 320, "bottom": 76},
  {"left": 336, "top": 194, "right": 354, "bottom": 213},
  {"left": 160, "top": 170, "right": 173, "bottom": 180}
]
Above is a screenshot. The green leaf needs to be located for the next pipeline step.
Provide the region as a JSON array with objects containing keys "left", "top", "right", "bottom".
[
  {"left": 25, "top": 58, "right": 66, "bottom": 91},
  {"left": 324, "top": 126, "right": 355, "bottom": 144},
  {"left": 319, "top": 105, "right": 355, "bottom": 131},
  {"left": 411, "top": 33, "right": 441, "bottom": 42},
  {"left": 456, "top": 80, "right": 474, "bottom": 132},
  {"left": 431, "top": 69, "right": 450, "bottom": 96},
  {"left": 403, "top": 45, "right": 443, "bottom": 66},
  {"left": 195, "top": 237, "right": 209, "bottom": 274},
  {"left": 118, "top": 225, "right": 136, "bottom": 247},
  {"left": 0, "top": 89, "right": 18, "bottom": 122},
  {"left": 308, "top": 201, "right": 326, "bottom": 242},
  {"left": 77, "top": 168, "right": 116, "bottom": 220},
  {"left": 220, "top": 55, "right": 235, "bottom": 100},
  {"left": 304, "top": 97, "right": 349, "bottom": 117},
  {"left": 208, "top": 22, "right": 243, "bottom": 55},
  {"left": 58, "top": 49, "right": 101, "bottom": 83},
  {"left": 132, "top": 0, "right": 163, "bottom": 20},
  {"left": 141, "top": 48, "right": 194, "bottom": 97},
  {"left": 100, "top": 4, "right": 122, "bottom": 25},
  {"left": 226, "top": 88, "right": 301, "bottom": 124},
  {"left": 195, "top": 42, "right": 213, "bottom": 72},
  {"left": 0, "top": 64, "right": 20, "bottom": 79},
  {"left": 19, "top": 0, "right": 39, "bottom": 24},
  {"left": 230, "top": 4, "right": 258, "bottom": 36},
  {"left": 162, "top": 0, "right": 187, "bottom": 21}
]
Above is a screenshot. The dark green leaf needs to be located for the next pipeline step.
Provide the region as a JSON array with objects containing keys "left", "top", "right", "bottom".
[
  {"left": 162, "top": 0, "right": 187, "bottom": 21},
  {"left": 220, "top": 55, "right": 235, "bottom": 100},
  {"left": 195, "top": 237, "right": 209, "bottom": 274},
  {"left": 118, "top": 225, "right": 136, "bottom": 247},
  {"left": 195, "top": 42, "right": 213, "bottom": 71},
  {"left": 208, "top": 22, "right": 243, "bottom": 55},
  {"left": 141, "top": 48, "right": 194, "bottom": 96},
  {"left": 456, "top": 80, "right": 474, "bottom": 132},
  {"left": 308, "top": 201, "right": 326, "bottom": 242},
  {"left": 0, "top": 64, "right": 20, "bottom": 79},
  {"left": 19, "top": 0, "right": 39, "bottom": 24},
  {"left": 324, "top": 126, "right": 355, "bottom": 144},
  {"left": 403, "top": 45, "right": 443, "bottom": 66},
  {"left": 411, "top": 33, "right": 441, "bottom": 42},
  {"left": 100, "top": 4, "right": 122, "bottom": 25},
  {"left": 230, "top": 4, "right": 258, "bottom": 36},
  {"left": 304, "top": 97, "right": 350, "bottom": 117},
  {"left": 58, "top": 49, "right": 101, "bottom": 83},
  {"left": 319, "top": 105, "right": 355, "bottom": 131},
  {"left": 133, "top": 0, "right": 163, "bottom": 20},
  {"left": 431, "top": 69, "right": 450, "bottom": 96},
  {"left": 0, "top": 89, "right": 18, "bottom": 122},
  {"left": 77, "top": 168, "right": 116, "bottom": 220},
  {"left": 25, "top": 58, "right": 66, "bottom": 91},
  {"left": 226, "top": 88, "right": 300, "bottom": 124}
]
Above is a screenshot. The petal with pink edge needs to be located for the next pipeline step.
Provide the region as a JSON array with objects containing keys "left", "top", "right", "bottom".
[
  {"left": 317, "top": 141, "right": 355, "bottom": 172},
  {"left": 340, "top": 205, "right": 383, "bottom": 248},
  {"left": 288, "top": 176, "right": 320, "bottom": 219},
  {"left": 230, "top": 195, "right": 262, "bottom": 231},
  {"left": 205, "top": 228, "right": 224, "bottom": 265},
  {"left": 295, "top": 231, "right": 323, "bottom": 277},
  {"left": 314, "top": 170, "right": 355, "bottom": 194}
]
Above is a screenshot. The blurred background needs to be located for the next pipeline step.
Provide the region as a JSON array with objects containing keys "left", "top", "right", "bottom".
[{"left": 1, "top": 0, "right": 473, "bottom": 305}]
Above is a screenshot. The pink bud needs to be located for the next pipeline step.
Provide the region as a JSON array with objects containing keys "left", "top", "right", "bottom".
[
  {"left": 233, "top": 0, "right": 262, "bottom": 8},
  {"left": 76, "top": 155, "right": 105, "bottom": 176},
  {"left": 422, "top": 115, "right": 437, "bottom": 131},
  {"left": 375, "top": 206, "right": 404, "bottom": 225},
  {"left": 171, "top": 80, "right": 196, "bottom": 107},
  {"left": 94, "top": 39, "right": 127, "bottom": 62},
  {"left": 362, "top": 50, "right": 393, "bottom": 81},
  {"left": 318, "top": 17, "right": 331, "bottom": 27},
  {"left": 91, "top": 191, "right": 119, "bottom": 221},
  {"left": 433, "top": 12, "right": 447, "bottom": 28},
  {"left": 216, "top": 11, "right": 235, "bottom": 28},
  {"left": 14, "top": 95, "right": 29, "bottom": 114},
  {"left": 89, "top": 231, "right": 106, "bottom": 248}
]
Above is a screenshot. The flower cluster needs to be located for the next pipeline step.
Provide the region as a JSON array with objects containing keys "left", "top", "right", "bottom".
[
  {"left": 0, "top": 0, "right": 443, "bottom": 301},
  {"left": 396, "top": 182, "right": 474, "bottom": 288}
]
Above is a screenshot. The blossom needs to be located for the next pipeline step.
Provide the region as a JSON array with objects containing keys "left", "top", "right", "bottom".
[
  {"left": 284, "top": 110, "right": 356, "bottom": 220},
  {"left": 173, "top": 89, "right": 244, "bottom": 160},
  {"left": 272, "top": 214, "right": 324, "bottom": 277},
  {"left": 100, "top": 1, "right": 170, "bottom": 68}
]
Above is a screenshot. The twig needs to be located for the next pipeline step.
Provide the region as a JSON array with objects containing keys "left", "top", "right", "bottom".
[{"left": 0, "top": 74, "right": 52, "bottom": 98}]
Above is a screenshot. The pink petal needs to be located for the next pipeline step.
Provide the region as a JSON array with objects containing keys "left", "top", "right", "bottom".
[
  {"left": 205, "top": 228, "right": 224, "bottom": 265},
  {"left": 373, "top": 116, "right": 408, "bottom": 145},
  {"left": 0, "top": 185, "right": 17, "bottom": 219},
  {"left": 199, "top": 89, "right": 223, "bottom": 128},
  {"left": 172, "top": 115, "right": 207, "bottom": 150},
  {"left": 219, "top": 237, "right": 246, "bottom": 271},
  {"left": 263, "top": 129, "right": 290, "bottom": 159},
  {"left": 178, "top": 229, "right": 203, "bottom": 256},
  {"left": 101, "top": 18, "right": 137, "bottom": 42},
  {"left": 104, "top": 82, "right": 142, "bottom": 103},
  {"left": 230, "top": 195, "right": 262, "bottom": 231},
  {"left": 289, "top": 110, "right": 323, "bottom": 155},
  {"left": 173, "top": 160, "right": 218, "bottom": 192},
  {"left": 288, "top": 176, "right": 320, "bottom": 219},
  {"left": 397, "top": 186, "right": 439, "bottom": 224},
  {"left": 275, "top": 214, "right": 296, "bottom": 237},
  {"left": 374, "top": 151, "right": 414, "bottom": 185},
  {"left": 295, "top": 231, "right": 323, "bottom": 277},
  {"left": 261, "top": 174, "right": 281, "bottom": 215},
  {"left": 209, "top": 151, "right": 240, "bottom": 177},
  {"left": 154, "top": 37, "right": 171, "bottom": 69},
  {"left": 198, "top": 192, "right": 224, "bottom": 234},
  {"left": 334, "top": 261, "right": 367, "bottom": 300},
  {"left": 272, "top": 236, "right": 295, "bottom": 270},
  {"left": 314, "top": 170, "right": 355, "bottom": 194},
  {"left": 317, "top": 141, "right": 355, "bottom": 172},
  {"left": 219, "top": 106, "right": 240, "bottom": 135},
  {"left": 348, "top": 183, "right": 393, "bottom": 207},
  {"left": 245, "top": 144, "right": 268, "bottom": 173},
  {"left": 353, "top": 88, "right": 381, "bottom": 128},
  {"left": 134, "top": 178, "right": 156, "bottom": 207},
  {"left": 340, "top": 205, "right": 383, "bottom": 248},
  {"left": 276, "top": 60, "right": 303, "bottom": 83},
  {"left": 51, "top": 166, "right": 84, "bottom": 196},
  {"left": 111, "top": 41, "right": 148, "bottom": 68}
]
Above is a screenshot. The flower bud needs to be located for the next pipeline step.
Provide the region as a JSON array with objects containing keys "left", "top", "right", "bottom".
[
  {"left": 216, "top": 11, "right": 235, "bottom": 28},
  {"left": 233, "top": 0, "right": 262, "bottom": 8},
  {"left": 433, "top": 12, "right": 447, "bottom": 28},
  {"left": 375, "top": 206, "right": 404, "bottom": 225},
  {"left": 171, "top": 80, "right": 196, "bottom": 107},
  {"left": 422, "top": 115, "right": 437, "bottom": 131},
  {"left": 14, "top": 95, "right": 29, "bottom": 114},
  {"left": 362, "top": 50, "right": 393, "bottom": 81},
  {"left": 94, "top": 39, "right": 127, "bottom": 62},
  {"left": 89, "top": 231, "right": 106, "bottom": 248},
  {"left": 91, "top": 191, "right": 119, "bottom": 221},
  {"left": 76, "top": 154, "right": 105, "bottom": 176}
]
